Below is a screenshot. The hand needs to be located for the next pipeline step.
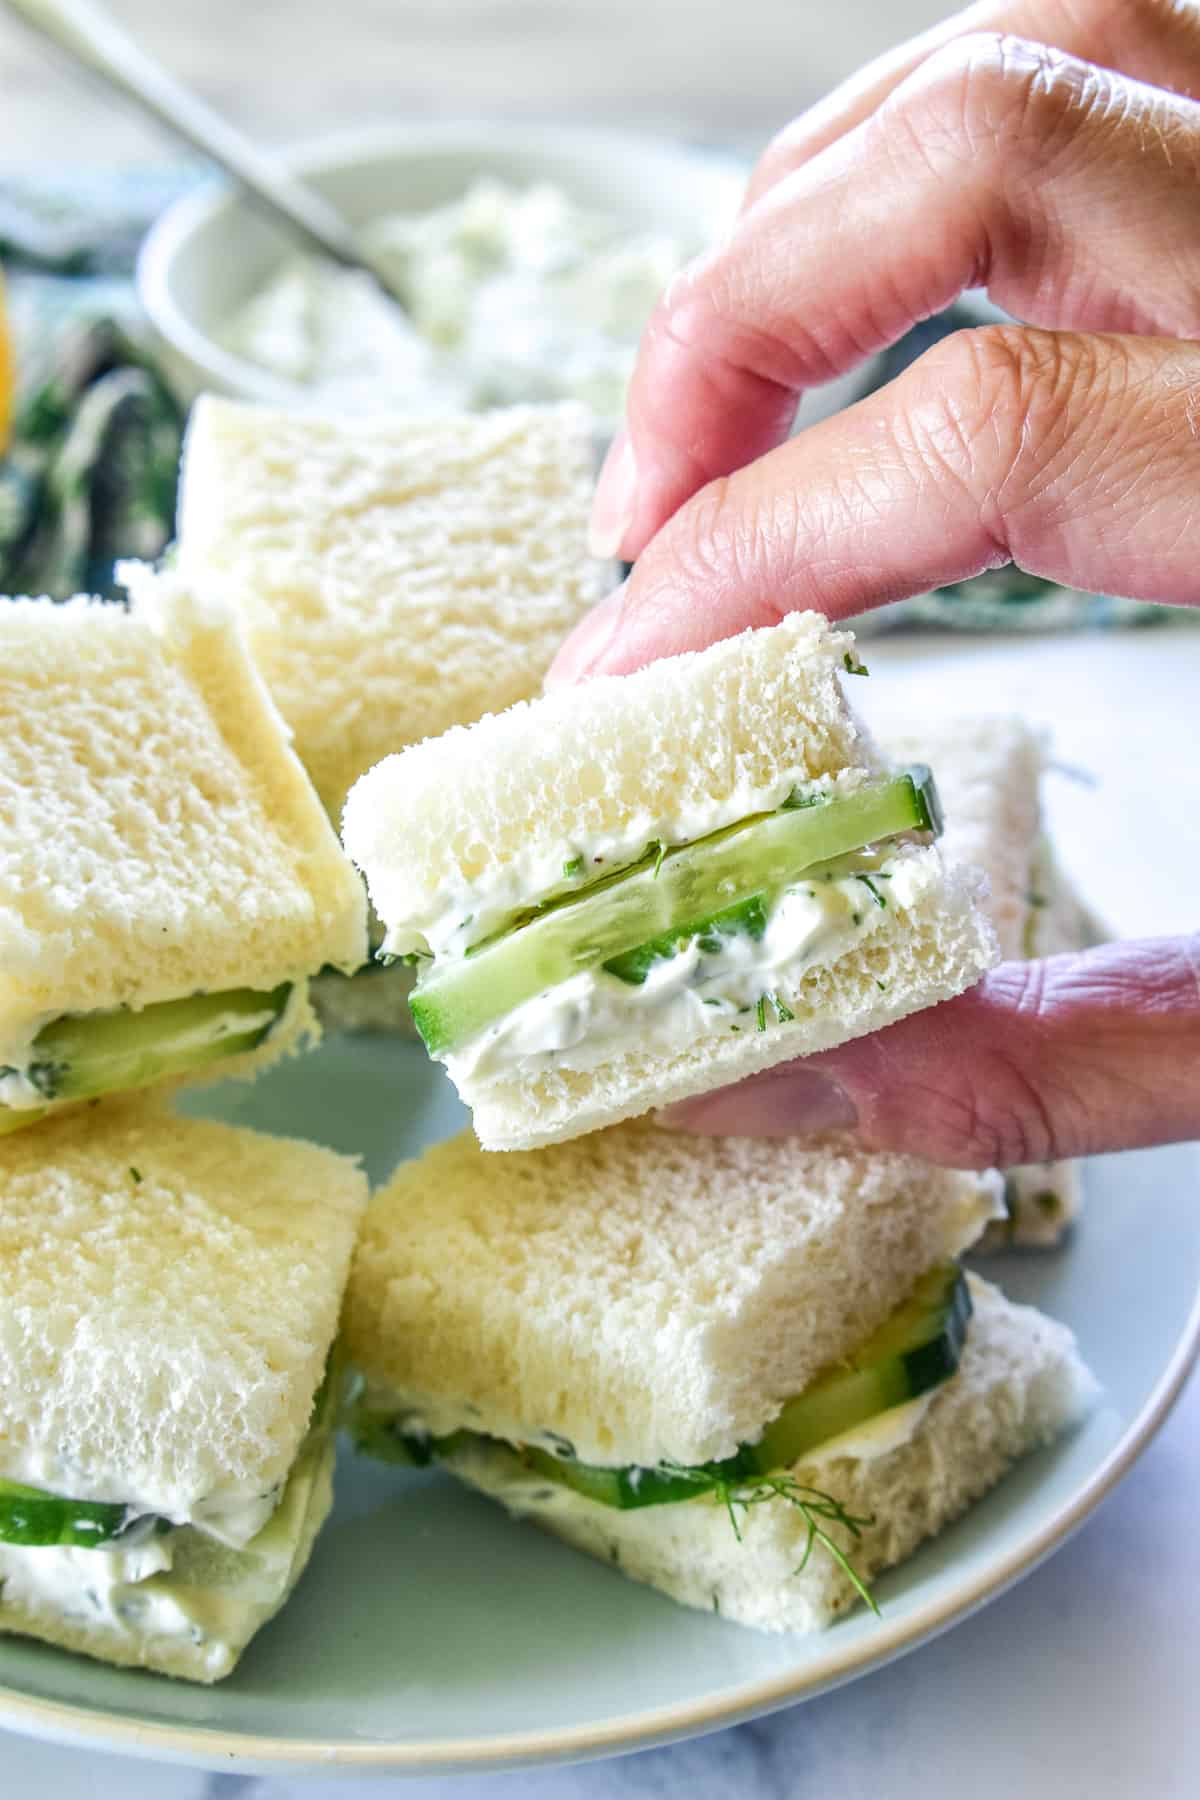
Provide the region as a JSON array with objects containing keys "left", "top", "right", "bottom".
[{"left": 549, "top": 0, "right": 1200, "bottom": 1165}]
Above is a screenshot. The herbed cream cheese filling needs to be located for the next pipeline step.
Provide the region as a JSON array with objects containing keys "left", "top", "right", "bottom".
[
  {"left": 0, "top": 1413, "right": 334, "bottom": 1666},
  {"left": 373, "top": 768, "right": 874, "bottom": 961},
  {"left": 442, "top": 848, "right": 933, "bottom": 1083}
]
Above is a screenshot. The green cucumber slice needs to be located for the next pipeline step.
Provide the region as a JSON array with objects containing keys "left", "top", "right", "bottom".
[
  {"left": 746, "top": 1262, "right": 971, "bottom": 1473},
  {"left": 410, "top": 767, "right": 940, "bottom": 1056},
  {"left": 0, "top": 1478, "right": 138, "bottom": 1549},
  {"left": 354, "top": 1263, "right": 970, "bottom": 1511},
  {"left": 1, "top": 983, "right": 293, "bottom": 1116},
  {"left": 602, "top": 893, "right": 769, "bottom": 986}
]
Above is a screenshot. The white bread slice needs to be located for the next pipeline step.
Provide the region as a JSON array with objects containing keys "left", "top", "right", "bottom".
[
  {"left": 344, "top": 615, "right": 998, "bottom": 1149},
  {"left": 0, "top": 576, "right": 366, "bottom": 1087},
  {"left": 174, "top": 396, "right": 607, "bottom": 819},
  {"left": 447, "top": 1276, "right": 1094, "bottom": 1633},
  {"left": 345, "top": 612, "right": 884, "bottom": 942},
  {"left": 0, "top": 1095, "right": 367, "bottom": 1518},
  {"left": 0, "top": 1392, "right": 334, "bottom": 1683},
  {"left": 880, "top": 715, "right": 1043, "bottom": 961},
  {"left": 346, "top": 1122, "right": 1002, "bottom": 1470}
]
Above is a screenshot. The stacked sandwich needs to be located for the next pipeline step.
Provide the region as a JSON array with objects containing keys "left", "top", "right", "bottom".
[
  {"left": 0, "top": 397, "right": 612, "bottom": 1681},
  {"left": 341, "top": 613, "right": 1096, "bottom": 1628},
  {"left": 162, "top": 394, "right": 608, "bottom": 1032},
  {"left": 0, "top": 393, "right": 1096, "bottom": 1674},
  {"left": 0, "top": 575, "right": 373, "bottom": 1679}
]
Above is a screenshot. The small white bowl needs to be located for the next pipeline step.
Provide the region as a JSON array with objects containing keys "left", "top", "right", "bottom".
[{"left": 137, "top": 121, "right": 746, "bottom": 417}]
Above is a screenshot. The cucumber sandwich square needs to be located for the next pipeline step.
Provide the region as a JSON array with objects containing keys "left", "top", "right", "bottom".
[
  {"left": 345, "top": 1123, "right": 1094, "bottom": 1633},
  {"left": 0, "top": 1097, "right": 367, "bottom": 1681},
  {"left": 343, "top": 612, "right": 1000, "bottom": 1149},
  {"left": 0, "top": 573, "right": 366, "bottom": 1136}
]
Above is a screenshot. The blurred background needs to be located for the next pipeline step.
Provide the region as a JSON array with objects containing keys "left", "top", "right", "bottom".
[
  {"left": 0, "top": 1, "right": 956, "bottom": 160},
  {"left": 0, "top": 0, "right": 1163, "bottom": 629}
]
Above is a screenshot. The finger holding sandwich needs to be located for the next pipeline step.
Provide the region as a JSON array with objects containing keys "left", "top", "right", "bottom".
[{"left": 586, "top": 18, "right": 1200, "bottom": 561}]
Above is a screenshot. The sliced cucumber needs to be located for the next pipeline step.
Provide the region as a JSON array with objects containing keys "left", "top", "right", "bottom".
[
  {"left": 602, "top": 893, "right": 769, "bottom": 986},
  {"left": 354, "top": 1264, "right": 970, "bottom": 1511},
  {"left": 411, "top": 767, "right": 940, "bottom": 1056},
  {"left": 3, "top": 983, "right": 293, "bottom": 1113},
  {"left": 746, "top": 1262, "right": 971, "bottom": 1473},
  {"left": 0, "top": 1478, "right": 139, "bottom": 1549}
]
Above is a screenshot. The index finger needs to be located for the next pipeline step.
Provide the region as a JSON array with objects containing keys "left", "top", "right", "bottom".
[{"left": 744, "top": 0, "right": 1200, "bottom": 209}]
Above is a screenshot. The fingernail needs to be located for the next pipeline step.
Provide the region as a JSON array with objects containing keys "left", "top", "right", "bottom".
[
  {"left": 658, "top": 1068, "right": 859, "bottom": 1138},
  {"left": 588, "top": 428, "right": 638, "bottom": 560},
  {"left": 545, "top": 582, "right": 627, "bottom": 689}
]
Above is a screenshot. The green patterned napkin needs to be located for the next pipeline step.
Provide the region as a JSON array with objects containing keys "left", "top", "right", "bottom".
[{"left": 0, "top": 167, "right": 189, "bottom": 602}]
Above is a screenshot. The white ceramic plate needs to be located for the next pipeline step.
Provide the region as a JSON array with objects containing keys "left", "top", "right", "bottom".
[{"left": 0, "top": 1030, "right": 1196, "bottom": 1778}]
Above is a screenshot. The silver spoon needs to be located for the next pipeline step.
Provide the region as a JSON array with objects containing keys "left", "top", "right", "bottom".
[{"left": 1, "top": 0, "right": 411, "bottom": 311}]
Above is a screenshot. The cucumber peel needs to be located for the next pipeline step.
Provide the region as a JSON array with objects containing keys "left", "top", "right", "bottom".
[
  {"left": 0, "top": 983, "right": 293, "bottom": 1126},
  {"left": 353, "top": 1264, "right": 970, "bottom": 1512},
  {"left": 0, "top": 1478, "right": 140, "bottom": 1549},
  {"left": 411, "top": 767, "right": 941, "bottom": 1056}
]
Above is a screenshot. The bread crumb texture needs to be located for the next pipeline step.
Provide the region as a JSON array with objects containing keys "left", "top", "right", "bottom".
[
  {"left": 455, "top": 1277, "right": 1095, "bottom": 1633},
  {"left": 0, "top": 584, "right": 366, "bottom": 1044},
  {"left": 467, "top": 849, "right": 997, "bottom": 1148},
  {"left": 0, "top": 1097, "right": 367, "bottom": 1512},
  {"left": 347, "top": 1122, "right": 996, "bottom": 1468},
  {"left": 881, "top": 715, "right": 1044, "bottom": 961},
  {"left": 177, "top": 397, "right": 607, "bottom": 816},
  {"left": 344, "top": 610, "right": 880, "bottom": 926}
]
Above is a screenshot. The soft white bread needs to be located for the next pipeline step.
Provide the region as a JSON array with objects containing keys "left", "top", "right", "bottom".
[
  {"left": 346, "top": 1123, "right": 1001, "bottom": 1469},
  {"left": 0, "top": 1406, "right": 334, "bottom": 1683},
  {"left": 174, "top": 396, "right": 607, "bottom": 818},
  {"left": 0, "top": 1096, "right": 367, "bottom": 1517},
  {"left": 990, "top": 1161, "right": 1085, "bottom": 1251},
  {"left": 881, "top": 715, "right": 1043, "bottom": 961},
  {"left": 345, "top": 612, "right": 885, "bottom": 945},
  {"left": 468, "top": 850, "right": 995, "bottom": 1150},
  {"left": 448, "top": 1276, "right": 1095, "bottom": 1633},
  {"left": 0, "top": 576, "right": 367, "bottom": 1068},
  {"left": 345, "top": 616, "right": 999, "bottom": 1148}
]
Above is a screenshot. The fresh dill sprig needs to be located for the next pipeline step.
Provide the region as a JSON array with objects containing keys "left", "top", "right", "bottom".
[
  {"left": 563, "top": 855, "right": 585, "bottom": 879},
  {"left": 129, "top": 1166, "right": 142, "bottom": 1184},
  {"left": 714, "top": 1475, "right": 879, "bottom": 1615},
  {"left": 842, "top": 651, "right": 870, "bottom": 677},
  {"left": 855, "top": 873, "right": 888, "bottom": 909},
  {"left": 755, "top": 994, "right": 767, "bottom": 1032},
  {"left": 769, "top": 991, "right": 795, "bottom": 1023}
]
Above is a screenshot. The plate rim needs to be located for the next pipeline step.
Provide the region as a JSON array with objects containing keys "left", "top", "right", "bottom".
[{"left": 2, "top": 1245, "right": 1198, "bottom": 1776}]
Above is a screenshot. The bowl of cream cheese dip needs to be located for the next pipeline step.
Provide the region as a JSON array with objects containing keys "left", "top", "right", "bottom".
[{"left": 137, "top": 122, "right": 743, "bottom": 433}]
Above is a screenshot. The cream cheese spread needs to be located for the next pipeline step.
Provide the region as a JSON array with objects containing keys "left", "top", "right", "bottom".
[
  {"left": 0, "top": 1446, "right": 282, "bottom": 1550},
  {"left": 221, "top": 178, "right": 693, "bottom": 421},
  {"left": 0, "top": 1423, "right": 333, "bottom": 1673},
  {"left": 442, "top": 848, "right": 933, "bottom": 1083},
  {"left": 377, "top": 769, "right": 872, "bottom": 960}
]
